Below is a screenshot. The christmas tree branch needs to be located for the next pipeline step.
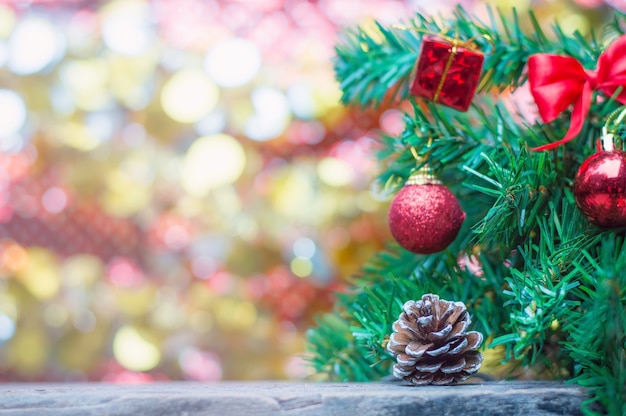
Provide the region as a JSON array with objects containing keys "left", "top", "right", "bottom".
[
  {"left": 565, "top": 234, "right": 626, "bottom": 416},
  {"left": 464, "top": 145, "right": 555, "bottom": 248},
  {"left": 491, "top": 195, "right": 588, "bottom": 358},
  {"left": 334, "top": 22, "right": 420, "bottom": 107},
  {"left": 334, "top": 6, "right": 622, "bottom": 109}
]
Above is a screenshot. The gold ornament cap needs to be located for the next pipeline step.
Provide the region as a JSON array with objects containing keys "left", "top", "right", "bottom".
[{"left": 405, "top": 166, "right": 442, "bottom": 186}]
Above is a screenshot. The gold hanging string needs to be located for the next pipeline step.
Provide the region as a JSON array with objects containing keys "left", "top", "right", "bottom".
[
  {"left": 407, "top": 138, "right": 439, "bottom": 185},
  {"left": 410, "top": 146, "right": 422, "bottom": 163},
  {"left": 409, "top": 136, "right": 434, "bottom": 164}
]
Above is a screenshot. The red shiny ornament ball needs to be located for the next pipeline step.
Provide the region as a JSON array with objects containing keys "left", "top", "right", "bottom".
[
  {"left": 574, "top": 150, "right": 626, "bottom": 228},
  {"left": 388, "top": 183, "right": 466, "bottom": 254}
]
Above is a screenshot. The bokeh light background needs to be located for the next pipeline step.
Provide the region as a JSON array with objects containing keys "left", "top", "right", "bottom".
[{"left": 0, "top": 0, "right": 616, "bottom": 382}]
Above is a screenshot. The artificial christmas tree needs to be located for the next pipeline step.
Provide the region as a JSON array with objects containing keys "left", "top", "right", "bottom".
[{"left": 307, "top": 6, "right": 626, "bottom": 416}]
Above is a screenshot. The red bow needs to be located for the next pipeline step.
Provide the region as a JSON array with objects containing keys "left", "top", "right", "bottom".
[{"left": 528, "top": 35, "right": 626, "bottom": 151}]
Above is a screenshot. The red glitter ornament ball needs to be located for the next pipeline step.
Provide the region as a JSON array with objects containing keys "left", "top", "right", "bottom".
[
  {"left": 388, "top": 174, "right": 466, "bottom": 254},
  {"left": 574, "top": 150, "right": 626, "bottom": 228}
]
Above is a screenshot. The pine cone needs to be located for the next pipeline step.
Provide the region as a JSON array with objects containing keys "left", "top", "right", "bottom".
[{"left": 386, "top": 294, "right": 483, "bottom": 385}]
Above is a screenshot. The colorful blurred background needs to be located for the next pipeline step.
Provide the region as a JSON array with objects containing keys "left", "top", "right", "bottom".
[{"left": 0, "top": 0, "right": 616, "bottom": 382}]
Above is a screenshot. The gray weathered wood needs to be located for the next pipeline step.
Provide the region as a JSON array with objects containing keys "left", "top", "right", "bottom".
[{"left": 0, "top": 381, "right": 585, "bottom": 416}]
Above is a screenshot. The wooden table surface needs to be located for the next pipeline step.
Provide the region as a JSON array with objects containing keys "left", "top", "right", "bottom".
[{"left": 0, "top": 380, "right": 585, "bottom": 416}]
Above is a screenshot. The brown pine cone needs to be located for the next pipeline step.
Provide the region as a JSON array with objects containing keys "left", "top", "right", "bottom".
[{"left": 386, "top": 294, "right": 483, "bottom": 385}]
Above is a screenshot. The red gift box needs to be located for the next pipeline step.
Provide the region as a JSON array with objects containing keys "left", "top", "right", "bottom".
[{"left": 410, "top": 35, "right": 484, "bottom": 112}]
